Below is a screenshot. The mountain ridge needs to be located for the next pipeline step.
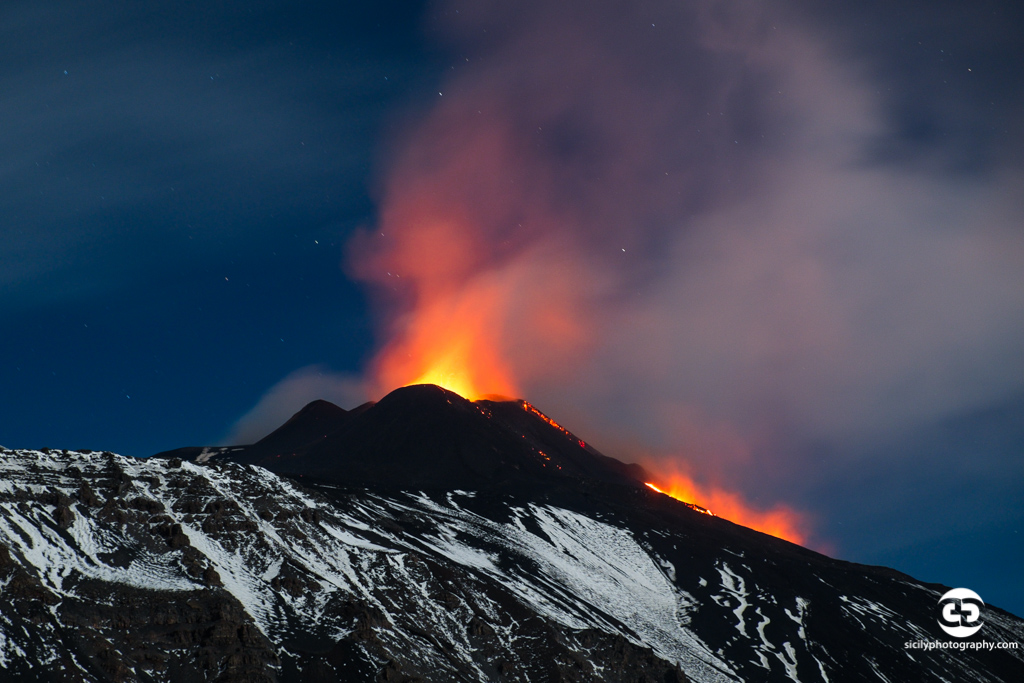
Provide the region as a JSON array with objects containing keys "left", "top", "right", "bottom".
[
  {"left": 157, "top": 384, "right": 654, "bottom": 496},
  {"left": 2, "top": 385, "right": 1022, "bottom": 681}
]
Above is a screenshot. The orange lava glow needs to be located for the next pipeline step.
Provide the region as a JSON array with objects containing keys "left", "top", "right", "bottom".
[
  {"left": 349, "top": 101, "right": 813, "bottom": 550},
  {"left": 371, "top": 276, "right": 521, "bottom": 401},
  {"left": 522, "top": 401, "right": 583, "bottom": 445},
  {"left": 645, "top": 473, "right": 807, "bottom": 545},
  {"left": 350, "top": 116, "right": 594, "bottom": 404}
]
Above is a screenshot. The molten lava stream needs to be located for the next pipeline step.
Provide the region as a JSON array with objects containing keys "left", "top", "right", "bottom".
[{"left": 645, "top": 476, "right": 806, "bottom": 545}]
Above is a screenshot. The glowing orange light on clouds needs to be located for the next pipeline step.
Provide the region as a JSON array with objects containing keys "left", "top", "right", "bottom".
[
  {"left": 360, "top": 228, "right": 813, "bottom": 545},
  {"left": 373, "top": 280, "right": 520, "bottom": 401},
  {"left": 349, "top": 96, "right": 815, "bottom": 550},
  {"left": 356, "top": 214, "right": 811, "bottom": 544},
  {"left": 360, "top": 214, "right": 591, "bottom": 402},
  {"left": 644, "top": 468, "right": 808, "bottom": 545},
  {"left": 348, "top": 92, "right": 603, "bottom": 404}
]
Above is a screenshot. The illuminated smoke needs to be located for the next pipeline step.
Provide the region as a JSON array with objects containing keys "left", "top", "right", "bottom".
[
  {"left": 347, "top": 0, "right": 1024, "bottom": 539},
  {"left": 645, "top": 470, "right": 808, "bottom": 546}
]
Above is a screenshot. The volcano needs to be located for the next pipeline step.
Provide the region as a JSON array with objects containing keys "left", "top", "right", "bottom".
[
  {"left": 1, "top": 385, "right": 1022, "bottom": 682},
  {"left": 161, "top": 384, "right": 650, "bottom": 494}
]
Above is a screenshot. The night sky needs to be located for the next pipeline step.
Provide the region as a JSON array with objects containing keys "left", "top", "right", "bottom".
[{"left": 3, "top": 1, "right": 1023, "bottom": 616}]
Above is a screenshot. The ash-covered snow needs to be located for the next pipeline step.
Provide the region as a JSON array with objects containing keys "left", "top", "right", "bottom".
[{"left": 1, "top": 447, "right": 1022, "bottom": 682}]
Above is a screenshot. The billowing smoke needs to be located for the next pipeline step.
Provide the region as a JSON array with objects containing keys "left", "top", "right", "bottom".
[
  {"left": 349, "top": 0, "right": 1024, "bottom": 508},
  {"left": 230, "top": 0, "right": 1023, "bottom": 552}
]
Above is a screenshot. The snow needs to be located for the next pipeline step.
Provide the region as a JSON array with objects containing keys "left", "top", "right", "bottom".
[
  {"left": 867, "top": 657, "right": 893, "bottom": 683},
  {"left": 715, "top": 562, "right": 751, "bottom": 638},
  {"left": 0, "top": 498, "right": 199, "bottom": 595},
  {"left": 816, "top": 653, "right": 832, "bottom": 682},
  {"left": 784, "top": 596, "right": 809, "bottom": 640},
  {"left": 755, "top": 608, "right": 772, "bottom": 649},
  {"left": 261, "top": 557, "right": 283, "bottom": 582},
  {"left": 388, "top": 493, "right": 738, "bottom": 683},
  {"left": 0, "top": 448, "right": 741, "bottom": 681},
  {"left": 778, "top": 641, "right": 800, "bottom": 681},
  {"left": 0, "top": 625, "right": 27, "bottom": 669},
  {"left": 3, "top": 447, "right": 1020, "bottom": 683},
  {"left": 654, "top": 554, "right": 677, "bottom": 582}
]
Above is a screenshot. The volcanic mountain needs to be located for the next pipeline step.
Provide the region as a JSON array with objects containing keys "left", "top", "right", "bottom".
[
  {"left": 0, "top": 385, "right": 1022, "bottom": 682},
  {"left": 161, "top": 384, "right": 650, "bottom": 493}
]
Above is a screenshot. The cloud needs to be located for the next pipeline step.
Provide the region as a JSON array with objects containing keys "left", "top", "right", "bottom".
[
  {"left": 354, "top": 0, "right": 1024, "bottom": 502},
  {"left": 222, "top": 366, "right": 368, "bottom": 445}
]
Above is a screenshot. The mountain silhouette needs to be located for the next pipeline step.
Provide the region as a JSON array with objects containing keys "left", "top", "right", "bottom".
[{"left": 2, "top": 385, "right": 1021, "bottom": 681}]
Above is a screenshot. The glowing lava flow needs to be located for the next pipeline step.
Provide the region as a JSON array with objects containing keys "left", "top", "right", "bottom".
[
  {"left": 522, "top": 401, "right": 586, "bottom": 448},
  {"left": 645, "top": 475, "right": 807, "bottom": 545},
  {"left": 646, "top": 482, "right": 715, "bottom": 516}
]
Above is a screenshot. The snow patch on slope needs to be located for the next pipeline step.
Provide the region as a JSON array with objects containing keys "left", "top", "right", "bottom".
[{"left": 389, "top": 493, "right": 738, "bottom": 683}]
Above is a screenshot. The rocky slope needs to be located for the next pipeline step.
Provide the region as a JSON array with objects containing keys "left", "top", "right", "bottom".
[{"left": 1, "top": 387, "right": 1022, "bottom": 682}]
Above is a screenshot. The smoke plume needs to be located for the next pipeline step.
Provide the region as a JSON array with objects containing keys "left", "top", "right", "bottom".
[{"left": 349, "top": 0, "right": 1024, "bottom": 511}]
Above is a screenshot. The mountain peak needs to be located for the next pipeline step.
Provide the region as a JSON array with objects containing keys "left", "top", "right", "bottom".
[
  {"left": 205, "top": 384, "right": 649, "bottom": 493},
  {"left": 7, "top": 393, "right": 1024, "bottom": 681}
]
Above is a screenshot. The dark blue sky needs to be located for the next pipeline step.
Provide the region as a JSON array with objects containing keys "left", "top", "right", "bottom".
[
  {"left": 3, "top": 0, "right": 1023, "bottom": 617},
  {"left": 2, "top": 0, "right": 437, "bottom": 451}
]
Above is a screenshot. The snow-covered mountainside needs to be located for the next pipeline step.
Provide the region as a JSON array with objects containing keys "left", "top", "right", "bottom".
[{"left": 2, "top": 388, "right": 1023, "bottom": 682}]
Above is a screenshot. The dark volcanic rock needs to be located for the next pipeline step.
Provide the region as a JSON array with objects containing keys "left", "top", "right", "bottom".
[
  {"left": 161, "top": 384, "right": 651, "bottom": 496},
  {"left": 3, "top": 389, "right": 1024, "bottom": 682}
]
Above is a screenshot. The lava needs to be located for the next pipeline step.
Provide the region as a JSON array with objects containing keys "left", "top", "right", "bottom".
[
  {"left": 644, "top": 472, "right": 807, "bottom": 545},
  {"left": 521, "top": 401, "right": 584, "bottom": 447}
]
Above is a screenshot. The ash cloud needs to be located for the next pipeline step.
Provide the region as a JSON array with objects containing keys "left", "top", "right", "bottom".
[{"left": 357, "top": 0, "right": 1024, "bottom": 524}]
